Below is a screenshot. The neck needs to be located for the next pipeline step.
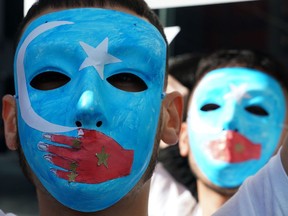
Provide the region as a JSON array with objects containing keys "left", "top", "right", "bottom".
[
  {"left": 37, "top": 180, "right": 151, "bottom": 216},
  {"left": 197, "top": 180, "right": 234, "bottom": 216}
]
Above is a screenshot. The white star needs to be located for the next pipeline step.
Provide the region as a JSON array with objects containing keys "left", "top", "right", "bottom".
[
  {"left": 223, "top": 84, "right": 251, "bottom": 104},
  {"left": 79, "top": 37, "right": 122, "bottom": 80}
]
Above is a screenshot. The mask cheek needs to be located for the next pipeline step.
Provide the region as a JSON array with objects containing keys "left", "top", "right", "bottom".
[
  {"left": 132, "top": 96, "right": 162, "bottom": 159},
  {"left": 261, "top": 132, "right": 282, "bottom": 158},
  {"left": 17, "top": 120, "right": 46, "bottom": 177}
]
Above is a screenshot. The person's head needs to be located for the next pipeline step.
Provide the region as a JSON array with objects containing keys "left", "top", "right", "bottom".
[
  {"left": 2, "top": 0, "right": 182, "bottom": 213},
  {"left": 179, "top": 49, "right": 288, "bottom": 195}
]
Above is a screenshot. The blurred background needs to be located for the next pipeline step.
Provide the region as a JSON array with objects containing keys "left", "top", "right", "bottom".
[{"left": 0, "top": 0, "right": 287, "bottom": 215}]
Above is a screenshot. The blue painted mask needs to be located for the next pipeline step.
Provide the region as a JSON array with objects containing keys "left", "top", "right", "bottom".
[
  {"left": 187, "top": 67, "right": 286, "bottom": 188},
  {"left": 14, "top": 8, "right": 166, "bottom": 212}
]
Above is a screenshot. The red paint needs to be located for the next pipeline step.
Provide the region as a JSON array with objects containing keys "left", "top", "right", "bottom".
[
  {"left": 45, "top": 129, "right": 134, "bottom": 183},
  {"left": 208, "top": 131, "right": 261, "bottom": 163}
]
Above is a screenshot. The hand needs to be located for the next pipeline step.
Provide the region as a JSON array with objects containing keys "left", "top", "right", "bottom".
[{"left": 39, "top": 129, "right": 134, "bottom": 183}]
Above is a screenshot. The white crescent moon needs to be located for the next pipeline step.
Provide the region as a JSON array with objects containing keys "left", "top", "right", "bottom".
[{"left": 16, "top": 21, "right": 77, "bottom": 133}]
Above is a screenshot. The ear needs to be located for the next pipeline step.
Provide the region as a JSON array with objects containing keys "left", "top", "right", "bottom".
[
  {"left": 178, "top": 122, "right": 190, "bottom": 157},
  {"left": 2, "top": 94, "right": 18, "bottom": 150},
  {"left": 161, "top": 91, "right": 183, "bottom": 145}
]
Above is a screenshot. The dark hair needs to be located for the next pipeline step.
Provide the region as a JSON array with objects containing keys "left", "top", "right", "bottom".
[
  {"left": 16, "top": 0, "right": 166, "bottom": 45},
  {"left": 168, "top": 53, "right": 202, "bottom": 90},
  {"left": 195, "top": 49, "right": 288, "bottom": 90}
]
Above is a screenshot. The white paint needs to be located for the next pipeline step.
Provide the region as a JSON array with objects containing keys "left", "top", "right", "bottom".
[{"left": 17, "top": 21, "right": 77, "bottom": 133}]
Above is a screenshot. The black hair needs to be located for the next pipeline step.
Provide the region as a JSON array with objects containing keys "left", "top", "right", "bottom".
[
  {"left": 168, "top": 53, "right": 202, "bottom": 90},
  {"left": 195, "top": 49, "right": 288, "bottom": 90}
]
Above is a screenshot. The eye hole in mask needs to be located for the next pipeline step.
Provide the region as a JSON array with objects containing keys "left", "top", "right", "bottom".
[
  {"left": 30, "top": 71, "right": 71, "bottom": 90},
  {"left": 107, "top": 72, "right": 148, "bottom": 92},
  {"left": 245, "top": 105, "right": 269, "bottom": 116},
  {"left": 200, "top": 103, "right": 220, "bottom": 111}
]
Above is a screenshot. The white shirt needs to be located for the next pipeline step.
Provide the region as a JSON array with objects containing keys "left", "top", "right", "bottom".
[
  {"left": 149, "top": 162, "right": 197, "bottom": 216},
  {"left": 214, "top": 150, "right": 288, "bottom": 216}
]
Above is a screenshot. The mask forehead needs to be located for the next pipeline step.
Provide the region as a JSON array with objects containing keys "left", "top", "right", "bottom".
[
  {"left": 193, "top": 68, "right": 285, "bottom": 118},
  {"left": 188, "top": 67, "right": 286, "bottom": 187},
  {"left": 15, "top": 8, "right": 166, "bottom": 133},
  {"left": 196, "top": 67, "right": 282, "bottom": 97},
  {"left": 20, "top": 8, "right": 166, "bottom": 83}
]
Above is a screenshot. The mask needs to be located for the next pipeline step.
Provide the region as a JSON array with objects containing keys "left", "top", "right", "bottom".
[
  {"left": 187, "top": 67, "right": 286, "bottom": 188},
  {"left": 15, "top": 8, "right": 166, "bottom": 212}
]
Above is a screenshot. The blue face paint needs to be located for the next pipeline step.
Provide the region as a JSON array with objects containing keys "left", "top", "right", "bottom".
[
  {"left": 14, "top": 8, "right": 166, "bottom": 212},
  {"left": 187, "top": 67, "right": 286, "bottom": 188}
]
